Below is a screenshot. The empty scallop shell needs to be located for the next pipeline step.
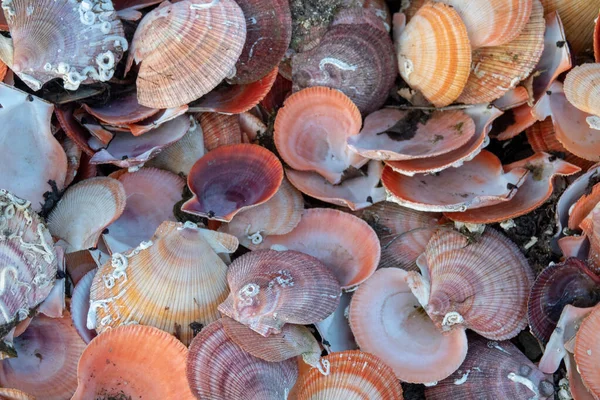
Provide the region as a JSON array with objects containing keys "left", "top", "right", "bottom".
[
  {"left": 200, "top": 113, "right": 243, "bottom": 151},
  {"left": 395, "top": 2, "right": 471, "bottom": 107},
  {"left": 314, "top": 292, "right": 357, "bottom": 353},
  {"left": 347, "top": 109, "right": 476, "bottom": 161},
  {"left": 90, "top": 221, "right": 236, "bottom": 345},
  {"left": 445, "top": 153, "right": 580, "bottom": 224},
  {"left": 0, "top": 0, "right": 126, "bottom": 91},
  {"left": 292, "top": 23, "right": 397, "bottom": 114},
  {"left": 71, "top": 269, "right": 97, "bottom": 344},
  {"left": 218, "top": 178, "right": 303, "bottom": 248},
  {"left": 55, "top": 104, "right": 95, "bottom": 156},
  {"left": 48, "top": 177, "right": 126, "bottom": 253},
  {"left": 541, "top": 0, "right": 600, "bottom": 54},
  {"left": 73, "top": 325, "right": 195, "bottom": 399},
  {"left": 0, "top": 313, "right": 86, "bottom": 400},
  {"left": 274, "top": 86, "right": 364, "bottom": 184},
  {"left": 187, "top": 319, "right": 298, "bottom": 399},
  {"left": 0, "top": 59, "right": 6, "bottom": 82},
  {"left": 493, "top": 86, "right": 530, "bottom": 111},
  {"left": 0, "top": 190, "right": 57, "bottom": 330},
  {"left": 412, "top": 228, "right": 534, "bottom": 340},
  {"left": 457, "top": 0, "right": 545, "bottom": 104},
  {"left": 575, "top": 304, "right": 600, "bottom": 398},
  {"left": 383, "top": 150, "right": 529, "bottom": 212},
  {"left": 564, "top": 64, "right": 600, "bottom": 118},
  {"left": 570, "top": 183, "right": 600, "bottom": 233},
  {"left": 349, "top": 268, "right": 468, "bottom": 383},
  {"left": 558, "top": 235, "right": 590, "bottom": 260},
  {"left": 125, "top": 105, "right": 189, "bottom": 137},
  {"left": 182, "top": 143, "right": 283, "bottom": 222},
  {"left": 0, "top": 84, "right": 67, "bottom": 211},
  {"left": 218, "top": 249, "right": 341, "bottom": 336},
  {"left": 294, "top": 350, "right": 404, "bottom": 399},
  {"left": 126, "top": 0, "right": 246, "bottom": 108},
  {"left": 65, "top": 250, "right": 98, "bottom": 285},
  {"left": 82, "top": 91, "right": 159, "bottom": 126},
  {"left": 255, "top": 208, "right": 380, "bottom": 289},
  {"left": 425, "top": 333, "right": 554, "bottom": 400},
  {"left": 492, "top": 103, "right": 538, "bottom": 141},
  {"left": 581, "top": 202, "right": 600, "bottom": 269}
]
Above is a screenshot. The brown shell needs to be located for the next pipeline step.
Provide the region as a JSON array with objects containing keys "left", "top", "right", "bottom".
[{"left": 541, "top": 0, "right": 600, "bottom": 54}]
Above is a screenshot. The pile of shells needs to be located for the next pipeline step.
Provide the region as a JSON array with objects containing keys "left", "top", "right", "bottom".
[{"left": 1, "top": 0, "right": 600, "bottom": 399}]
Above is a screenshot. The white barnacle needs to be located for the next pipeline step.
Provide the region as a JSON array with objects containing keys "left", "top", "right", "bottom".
[{"left": 442, "top": 311, "right": 464, "bottom": 327}]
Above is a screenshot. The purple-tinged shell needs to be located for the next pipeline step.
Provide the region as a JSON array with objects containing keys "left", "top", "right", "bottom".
[{"left": 71, "top": 269, "right": 97, "bottom": 344}]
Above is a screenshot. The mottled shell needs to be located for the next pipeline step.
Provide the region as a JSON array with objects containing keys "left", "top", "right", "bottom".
[
  {"left": 72, "top": 325, "right": 195, "bottom": 400},
  {"left": 564, "top": 64, "right": 600, "bottom": 117},
  {"left": 218, "top": 249, "right": 341, "bottom": 336},
  {"left": 396, "top": 2, "right": 472, "bottom": 107},
  {"left": 126, "top": 0, "right": 246, "bottom": 108},
  {"left": 575, "top": 304, "right": 600, "bottom": 398},
  {"left": 0, "top": 0, "right": 126, "bottom": 90},
  {"left": 541, "top": 0, "right": 600, "bottom": 54},
  {"left": 186, "top": 320, "right": 298, "bottom": 400}
]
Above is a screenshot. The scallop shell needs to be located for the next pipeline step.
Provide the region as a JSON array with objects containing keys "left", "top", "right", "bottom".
[
  {"left": 218, "top": 249, "right": 341, "bottom": 336},
  {"left": 415, "top": 228, "right": 535, "bottom": 340},
  {"left": 230, "top": 0, "right": 291, "bottom": 84},
  {"left": 558, "top": 235, "right": 590, "bottom": 260},
  {"left": 61, "top": 136, "right": 82, "bottom": 187},
  {"left": 294, "top": 350, "right": 404, "bottom": 399},
  {"left": 457, "top": 0, "right": 545, "bottom": 104},
  {"left": 0, "top": 84, "right": 67, "bottom": 211},
  {"left": 445, "top": 152, "right": 581, "bottom": 224},
  {"left": 347, "top": 109, "right": 476, "bottom": 161},
  {"left": 0, "top": 0, "right": 126, "bottom": 91},
  {"left": 349, "top": 268, "right": 468, "bottom": 384},
  {"left": 383, "top": 150, "right": 529, "bottom": 213},
  {"left": 564, "top": 64, "right": 600, "bottom": 118},
  {"left": 570, "top": 181, "right": 600, "bottom": 231},
  {"left": 493, "top": 104, "right": 538, "bottom": 141},
  {"left": 186, "top": 319, "right": 298, "bottom": 399},
  {"left": 182, "top": 143, "right": 283, "bottom": 222},
  {"left": 65, "top": 250, "right": 98, "bottom": 285},
  {"left": 425, "top": 333, "right": 554, "bottom": 400},
  {"left": 396, "top": 2, "right": 471, "bottom": 107},
  {"left": 218, "top": 178, "right": 303, "bottom": 248},
  {"left": 71, "top": 269, "right": 97, "bottom": 344},
  {"left": 0, "top": 313, "right": 86, "bottom": 400},
  {"left": 274, "top": 86, "right": 364, "bottom": 184},
  {"left": 55, "top": 104, "right": 95, "bottom": 156},
  {"left": 0, "top": 388, "right": 34, "bottom": 400},
  {"left": 126, "top": 0, "right": 246, "bottom": 108},
  {"left": 48, "top": 177, "right": 126, "bottom": 253},
  {"left": 0, "top": 190, "right": 57, "bottom": 331},
  {"left": 595, "top": 10, "right": 600, "bottom": 62},
  {"left": 581, "top": 202, "right": 600, "bottom": 269},
  {"left": 0, "top": 59, "right": 6, "bottom": 81},
  {"left": 255, "top": 208, "right": 380, "bottom": 289},
  {"left": 90, "top": 221, "right": 236, "bottom": 346},
  {"left": 260, "top": 73, "right": 293, "bottom": 114},
  {"left": 493, "top": 86, "right": 530, "bottom": 110},
  {"left": 340, "top": 0, "right": 391, "bottom": 31},
  {"left": 125, "top": 106, "right": 189, "bottom": 137},
  {"left": 73, "top": 325, "right": 195, "bottom": 399},
  {"left": 292, "top": 23, "right": 397, "bottom": 114},
  {"left": 314, "top": 292, "right": 357, "bottom": 353},
  {"left": 541, "top": 0, "right": 600, "bottom": 54},
  {"left": 82, "top": 91, "right": 159, "bottom": 126},
  {"left": 575, "top": 304, "right": 600, "bottom": 398},
  {"left": 200, "top": 113, "right": 243, "bottom": 151}
]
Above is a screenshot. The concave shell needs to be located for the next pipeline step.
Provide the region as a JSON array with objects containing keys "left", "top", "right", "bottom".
[
  {"left": 575, "top": 304, "right": 600, "bottom": 398},
  {"left": 352, "top": 201, "right": 441, "bottom": 271},
  {"left": 491, "top": 103, "right": 537, "bottom": 142},
  {"left": 457, "top": 0, "right": 545, "bottom": 104},
  {"left": 260, "top": 73, "right": 292, "bottom": 114},
  {"left": 395, "top": 2, "right": 471, "bottom": 107},
  {"left": 493, "top": 86, "right": 530, "bottom": 110},
  {"left": 383, "top": 150, "right": 529, "bottom": 212},
  {"left": 55, "top": 104, "right": 95, "bottom": 156},
  {"left": 564, "top": 64, "right": 600, "bottom": 117},
  {"left": 558, "top": 235, "right": 590, "bottom": 260},
  {"left": 285, "top": 160, "right": 386, "bottom": 211},
  {"left": 47, "top": 177, "right": 126, "bottom": 253},
  {"left": 292, "top": 23, "right": 397, "bottom": 114},
  {"left": 126, "top": 0, "right": 246, "bottom": 108},
  {"left": 102, "top": 168, "right": 184, "bottom": 254},
  {"left": 0, "top": 313, "right": 86, "bottom": 400},
  {"left": 125, "top": 105, "right": 189, "bottom": 137},
  {"left": 528, "top": 259, "right": 600, "bottom": 344},
  {"left": 0, "top": 190, "right": 57, "bottom": 330},
  {"left": 571, "top": 183, "right": 600, "bottom": 232},
  {"left": 82, "top": 91, "right": 159, "bottom": 126},
  {"left": 221, "top": 317, "right": 322, "bottom": 366},
  {"left": 314, "top": 292, "right": 357, "bottom": 353},
  {"left": 182, "top": 143, "right": 283, "bottom": 222},
  {"left": 65, "top": 250, "right": 98, "bottom": 285},
  {"left": 218, "top": 178, "right": 303, "bottom": 248},
  {"left": 347, "top": 109, "right": 476, "bottom": 161},
  {"left": 218, "top": 249, "right": 341, "bottom": 336},
  {"left": 425, "top": 333, "right": 554, "bottom": 400},
  {"left": 274, "top": 86, "right": 364, "bottom": 184},
  {"left": 90, "top": 221, "right": 236, "bottom": 346},
  {"left": 90, "top": 114, "right": 190, "bottom": 168},
  {"left": 438, "top": 0, "right": 533, "bottom": 48},
  {"left": 349, "top": 268, "right": 468, "bottom": 383},
  {"left": 72, "top": 325, "right": 195, "bottom": 400},
  {"left": 0, "top": 0, "right": 126, "bottom": 91},
  {"left": 445, "top": 152, "right": 581, "bottom": 223},
  {"left": 0, "top": 84, "right": 67, "bottom": 211},
  {"left": 71, "top": 269, "right": 97, "bottom": 344},
  {"left": 255, "top": 208, "right": 380, "bottom": 289},
  {"left": 540, "top": 0, "right": 600, "bottom": 54},
  {"left": 293, "top": 350, "right": 404, "bottom": 400},
  {"left": 230, "top": 0, "right": 291, "bottom": 84},
  {"left": 385, "top": 104, "right": 503, "bottom": 176},
  {"left": 186, "top": 319, "right": 298, "bottom": 399},
  {"left": 413, "top": 228, "right": 534, "bottom": 340}
]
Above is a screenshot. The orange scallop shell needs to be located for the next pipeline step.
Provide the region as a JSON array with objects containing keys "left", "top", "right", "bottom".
[
  {"left": 564, "top": 64, "right": 600, "bottom": 118},
  {"left": 200, "top": 113, "right": 243, "bottom": 151},
  {"left": 575, "top": 304, "right": 600, "bottom": 398}
]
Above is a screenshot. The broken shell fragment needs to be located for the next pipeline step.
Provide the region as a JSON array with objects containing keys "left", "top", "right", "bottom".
[
  {"left": 570, "top": 182, "right": 600, "bottom": 231},
  {"left": 125, "top": 106, "right": 189, "bottom": 137},
  {"left": 186, "top": 320, "right": 298, "bottom": 399},
  {"left": 564, "top": 64, "right": 600, "bottom": 118},
  {"left": 349, "top": 268, "right": 468, "bottom": 383},
  {"left": 274, "top": 86, "right": 364, "bottom": 184},
  {"left": 182, "top": 143, "right": 284, "bottom": 222},
  {"left": 575, "top": 304, "right": 600, "bottom": 398},
  {"left": 73, "top": 325, "right": 195, "bottom": 400},
  {"left": 126, "top": 0, "right": 246, "bottom": 108},
  {"left": 48, "top": 177, "right": 126, "bottom": 253},
  {"left": 218, "top": 249, "right": 341, "bottom": 336}
]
